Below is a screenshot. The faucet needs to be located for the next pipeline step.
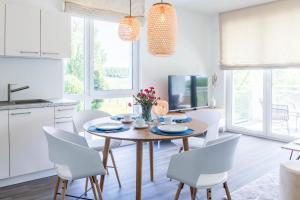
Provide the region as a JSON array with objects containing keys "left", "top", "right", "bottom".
[{"left": 8, "top": 84, "right": 30, "bottom": 102}]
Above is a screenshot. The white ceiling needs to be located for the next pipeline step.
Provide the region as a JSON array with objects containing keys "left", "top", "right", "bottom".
[{"left": 172, "top": 0, "right": 276, "bottom": 14}]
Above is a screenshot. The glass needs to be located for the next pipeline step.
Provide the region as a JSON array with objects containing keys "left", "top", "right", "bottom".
[
  {"left": 91, "top": 97, "right": 133, "bottom": 115},
  {"left": 93, "top": 20, "right": 133, "bottom": 91},
  {"left": 64, "top": 17, "right": 85, "bottom": 95},
  {"left": 232, "top": 70, "right": 264, "bottom": 132},
  {"left": 272, "top": 68, "right": 300, "bottom": 137}
]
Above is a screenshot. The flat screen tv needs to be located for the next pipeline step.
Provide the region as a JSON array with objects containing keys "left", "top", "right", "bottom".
[{"left": 168, "top": 75, "right": 208, "bottom": 111}]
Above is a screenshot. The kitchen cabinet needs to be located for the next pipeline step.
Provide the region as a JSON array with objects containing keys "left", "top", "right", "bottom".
[
  {"left": 0, "top": 110, "right": 9, "bottom": 179},
  {"left": 0, "top": 3, "right": 4, "bottom": 56},
  {"left": 5, "top": 4, "right": 40, "bottom": 57},
  {"left": 9, "top": 107, "right": 54, "bottom": 177},
  {"left": 41, "top": 10, "right": 71, "bottom": 59},
  {"left": 54, "top": 105, "right": 76, "bottom": 133}
]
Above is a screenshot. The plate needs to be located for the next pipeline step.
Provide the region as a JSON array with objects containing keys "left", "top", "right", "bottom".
[
  {"left": 121, "top": 119, "right": 134, "bottom": 124},
  {"left": 158, "top": 125, "right": 188, "bottom": 133},
  {"left": 133, "top": 123, "right": 148, "bottom": 129},
  {"left": 164, "top": 114, "right": 187, "bottom": 121},
  {"left": 95, "top": 122, "right": 123, "bottom": 131}
]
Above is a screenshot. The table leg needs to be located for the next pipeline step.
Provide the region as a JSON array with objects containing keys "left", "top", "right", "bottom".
[
  {"left": 149, "top": 141, "right": 154, "bottom": 182},
  {"left": 182, "top": 138, "right": 193, "bottom": 198},
  {"left": 136, "top": 141, "right": 143, "bottom": 200},
  {"left": 100, "top": 138, "right": 111, "bottom": 191}
]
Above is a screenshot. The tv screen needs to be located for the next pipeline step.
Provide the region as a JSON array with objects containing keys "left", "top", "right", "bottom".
[{"left": 168, "top": 75, "right": 208, "bottom": 111}]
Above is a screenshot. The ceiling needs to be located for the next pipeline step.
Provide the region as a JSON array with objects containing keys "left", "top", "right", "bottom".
[{"left": 172, "top": 0, "right": 276, "bottom": 14}]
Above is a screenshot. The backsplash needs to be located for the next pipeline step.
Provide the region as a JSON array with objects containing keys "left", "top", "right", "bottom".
[{"left": 0, "top": 57, "right": 63, "bottom": 101}]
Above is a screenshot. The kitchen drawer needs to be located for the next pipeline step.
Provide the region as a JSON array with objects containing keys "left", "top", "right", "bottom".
[
  {"left": 55, "top": 118, "right": 74, "bottom": 133},
  {"left": 55, "top": 105, "right": 76, "bottom": 119}
]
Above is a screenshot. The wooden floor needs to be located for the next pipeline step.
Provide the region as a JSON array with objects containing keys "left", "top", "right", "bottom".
[{"left": 0, "top": 134, "right": 292, "bottom": 200}]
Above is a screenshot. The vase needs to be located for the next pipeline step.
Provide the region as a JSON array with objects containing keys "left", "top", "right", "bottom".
[
  {"left": 210, "top": 96, "right": 216, "bottom": 108},
  {"left": 141, "top": 104, "right": 152, "bottom": 122}
]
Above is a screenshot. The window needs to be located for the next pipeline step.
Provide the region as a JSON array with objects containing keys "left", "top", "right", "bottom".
[
  {"left": 227, "top": 68, "right": 300, "bottom": 140},
  {"left": 64, "top": 17, "right": 138, "bottom": 114}
]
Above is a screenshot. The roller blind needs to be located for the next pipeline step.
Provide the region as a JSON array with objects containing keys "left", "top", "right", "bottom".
[
  {"left": 220, "top": 0, "right": 300, "bottom": 69},
  {"left": 64, "top": 0, "right": 145, "bottom": 22}
]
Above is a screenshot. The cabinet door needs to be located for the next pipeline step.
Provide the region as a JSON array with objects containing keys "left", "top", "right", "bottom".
[
  {"left": 5, "top": 4, "right": 40, "bottom": 57},
  {"left": 55, "top": 118, "right": 74, "bottom": 133},
  {"left": 9, "top": 107, "right": 54, "bottom": 177},
  {"left": 0, "top": 3, "right": 4, "bottom": 56},
  {"left": 0, "top": 110, "right": 9, "bottom": 179},
  {"left": 41, "top": 10, "right": 71, "bottom": 59}
]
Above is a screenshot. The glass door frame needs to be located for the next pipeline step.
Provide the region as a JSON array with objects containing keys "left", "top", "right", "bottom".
[{"left": 225, "top": 70, "right": 294, "bottom": 142}]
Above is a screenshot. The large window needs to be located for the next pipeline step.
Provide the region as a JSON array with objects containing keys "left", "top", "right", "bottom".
[
  {"left": 64, "top": 17, "right": 138, "bottom": 113},
  {"left": 227, "top": 68, "right": 300, "bottom": 140}
]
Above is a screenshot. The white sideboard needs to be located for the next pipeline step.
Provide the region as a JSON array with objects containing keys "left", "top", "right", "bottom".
[{"left": 0, "top": 110, "right": 9, "bottom": 180}]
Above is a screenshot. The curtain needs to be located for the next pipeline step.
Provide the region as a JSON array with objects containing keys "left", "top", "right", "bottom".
[
  {"left": 64, "top": 0, "right": 145, "bottom": 22},
  {"left": 220, "top": 0, "right": 300, "bottom": 69}
]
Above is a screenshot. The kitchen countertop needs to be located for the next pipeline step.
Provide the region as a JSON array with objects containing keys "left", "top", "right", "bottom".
[{"left": 0, "top": 98, "right": 78, "bottom": 110}]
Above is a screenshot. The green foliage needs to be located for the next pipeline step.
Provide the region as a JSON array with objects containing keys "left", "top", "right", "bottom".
[
  {"left": 64, "top": 74, "right": 84, "bottom": 95},
  {"left": 104, "top": 67, "right": 129, "bottom": 78}
]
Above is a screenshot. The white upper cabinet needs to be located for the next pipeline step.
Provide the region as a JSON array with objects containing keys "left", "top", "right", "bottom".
[
  {"left": 5, "top": 4, "right": 40, "bottom": 57},
  {"left": 0, "top": 110, "right": 9, "bottom": 179},
  {"left": 0, "top": 3, "right": 4, "bottom": 56},
  {"left": 41, "top": 10, "right": 71, "bottom": 59}
]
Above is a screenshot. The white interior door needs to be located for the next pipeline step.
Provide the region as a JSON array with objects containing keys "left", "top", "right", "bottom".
[
  {"left": 41, "top": 10, "right": 71, "bottom": 59},
  {"left": 5, "top": 4, "right": 40, "bottom": 57}
]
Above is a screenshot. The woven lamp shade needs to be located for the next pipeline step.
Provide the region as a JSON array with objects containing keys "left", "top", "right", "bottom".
[
  {"left": 147, "top": 3, "right": 177, "bottom": 56},
  {"left": 119, "top": 16, "right": 141, "bottom": 41}
]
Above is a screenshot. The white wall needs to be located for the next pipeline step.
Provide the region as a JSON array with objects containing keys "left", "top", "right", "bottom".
[
  {"left": 140, "top": 0, "right": 219, "bottom": 102},
  {"left": 0, "top": 0, "right": 63, "bottom": 101}
]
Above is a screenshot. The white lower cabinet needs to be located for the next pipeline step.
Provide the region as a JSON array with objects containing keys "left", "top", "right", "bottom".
[
  {"left": 55, "top": 118, "right": 74, "bottom": 133},
  {"left": 9, "top": 107, "right": 54, "bottom": 177},
  {"left": 0, "top": 110, "right": 9, "bottom": 179}
]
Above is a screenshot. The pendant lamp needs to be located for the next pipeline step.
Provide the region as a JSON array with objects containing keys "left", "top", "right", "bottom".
[
  {"left": 119, "top": 0, "right": 141, "bottom": 41},
  {"left": 147, "top": 0, "right": 177, "bottom": 56}
]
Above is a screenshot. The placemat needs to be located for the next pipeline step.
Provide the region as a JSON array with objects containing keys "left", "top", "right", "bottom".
[
  {"left": 88, "top": 125, "right": 130, "bottom": 133},
  {"left": 151, "top": 127, "right": 194, "bottom": 136},
  {"left": 159, "top": 117, "right": 192, "bottom": 123}
]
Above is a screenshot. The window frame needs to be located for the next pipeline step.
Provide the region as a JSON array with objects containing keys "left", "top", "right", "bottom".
[
  {"left": 225, "top": 69, "right": 296, "bottom": 142},
  {"left": 64, "top": 16, "right": 140, "bottom": 110}
]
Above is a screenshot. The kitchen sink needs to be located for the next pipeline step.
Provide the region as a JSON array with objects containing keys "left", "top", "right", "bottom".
[{"left": 0, "top": 99, "right": 51, "bottom": 106}]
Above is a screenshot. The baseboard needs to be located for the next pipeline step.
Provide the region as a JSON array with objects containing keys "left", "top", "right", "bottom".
[{"left": 0, "top": 169, "right": 56, "bottom": 187}]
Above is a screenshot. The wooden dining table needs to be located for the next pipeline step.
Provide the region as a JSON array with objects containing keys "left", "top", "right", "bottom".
[{"left": 84, "top": 117, "right": 208, "bottom": 200}]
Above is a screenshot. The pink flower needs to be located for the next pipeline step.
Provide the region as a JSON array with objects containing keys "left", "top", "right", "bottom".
[
  {"left": 150, "top": 86, "right": 154, "bottom": 90},
  {"left": 128, "top": 102, "right": 132, "bottom": 107}
]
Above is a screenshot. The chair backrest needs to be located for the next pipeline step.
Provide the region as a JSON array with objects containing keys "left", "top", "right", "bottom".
[
  {"left": 167, "top": 134, "right": 240, "bottom": 186},
  {"left": 43, "top": 126, "right": 105, "bottom": 178},
  {"left": 186, "top": 109, "right": 221, "bottom": 141},
  {"left": 73, "top": 110, "right": 110, "bottom": 133}
]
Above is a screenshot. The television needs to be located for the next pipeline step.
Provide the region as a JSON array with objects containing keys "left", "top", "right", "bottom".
[{"left": 168, "top": 75, "right": 208, "bottom": 111}]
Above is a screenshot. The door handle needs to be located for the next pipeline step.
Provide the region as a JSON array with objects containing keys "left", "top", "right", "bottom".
[
  {"left": 42, "top": 52, "right": 59, "bottom": 55},
  {"left": 19, "top": 51, "right": 39, "bottom": 54},
  {"left": 57, "top": 108, "right": 74, "bottom": 112},
  {"left": 11, "top": 112, "right": 31, "bottom": 115}
]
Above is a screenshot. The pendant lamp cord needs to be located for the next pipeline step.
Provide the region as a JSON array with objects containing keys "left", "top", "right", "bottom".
[{"left": 130, "top": 0, "right": 132, "bottom": 16}]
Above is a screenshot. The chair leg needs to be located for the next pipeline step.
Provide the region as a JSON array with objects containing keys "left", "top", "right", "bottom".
[
  {"left": 93, "top": 176, "right": 103, "bottom": 200},
  {"left": 192, "top": 188, "right": 197, "bottom": 200},
  {"left": 206, "top": 188, "right": 212, "bottom": 200},
  {"left": 223, "top": 182, "right": 232, "bottom": 200},
  {"left": 109, "top": 150, "right": 122, "bottom": 188},
  {"left": 61, "top": 180, "right": 68, "bottom": 200},
  {"left": 53, "top": 176, "right": 60, "bottom": 200},
  {"left": 179, "top": 146, "right": 183, "bottom": 153},
  {"left": 84, "top": 177, "right": 89, "bottom": 196},
  {"left": 174, "top": 183, "right": 184, "bottom": 200},
  {"left": 89, "top": 177, "right": 98, "bottom": 200}
]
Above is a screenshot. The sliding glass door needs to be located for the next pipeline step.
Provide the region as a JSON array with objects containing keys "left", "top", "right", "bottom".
[{"left": 227, "top": 68, "right": 300, "bottom": 140}]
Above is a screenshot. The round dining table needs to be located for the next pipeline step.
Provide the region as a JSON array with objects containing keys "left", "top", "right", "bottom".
[{"left": 84, "top": 116, "right": 208, "bottom": 200}]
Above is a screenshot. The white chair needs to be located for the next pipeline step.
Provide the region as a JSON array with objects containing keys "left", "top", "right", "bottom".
[
  {"left": 43, "top": 126, "right": 105, "bottom": 200},
  {"left": 73, "top": 110, "right": 122, "bottom": 190},
  {"left": 172, "top": 110, "right": 222, "bottom": 151},
  {"left": 167, "top": 134, "right": 240, "bottom": 200},
  {"left": 280, "top": 160, "right": 300, "bottom": 200}
]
